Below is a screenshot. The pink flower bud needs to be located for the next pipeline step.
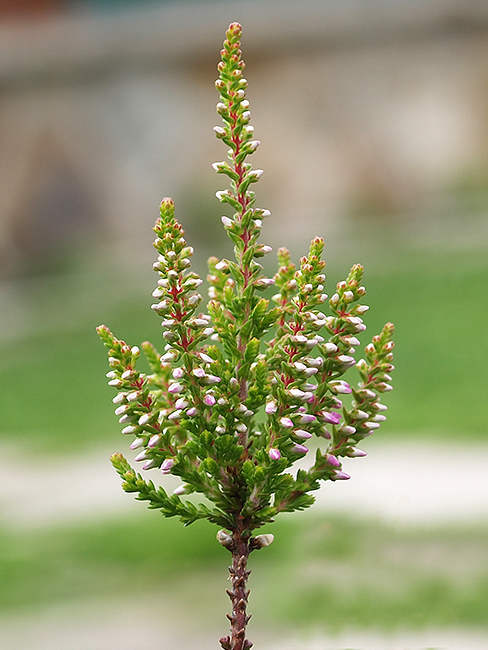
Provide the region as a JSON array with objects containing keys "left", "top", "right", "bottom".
[
  {"left": 265, "top": 401, "right": 277, "bottom": 414},
  {"left": 326, "top": 454, "right": 341, "bottom": 467},
  {"left": 204, "top": 375, "right": 221, "bottom": 384},
  {"left": 174, "top": 398, "right": 189, "bottom": 410},
  {"left": 169, "top": 382, "right": 185, "bottom": 394},
  {"left": 288, "top": 388, "right": 305, "bottom": 399},
  {"left": 299, "top": 414, "right": 316, "bottom": 424},
  {"left": 350, "top": 448, "right": 367, "bottom": 457},
  {"left": 333, "top": 470, "right": 351, "bottom": 481},
  {"left": 134, "top": 450, "right": 149, "bottom": 462},
  {"left": 293, "top": 444, "right": 309, "bottom": 454},
  {"left": 269, "top": 448, "right": 281, "bottom": 460},
  {"left": 161, "top": 458, "right": 175, "bottom": 474},
  {"left": 280, "top": 417, "right": 294, "bottom": 428},
  {"left": 203, "top": 394, "right": 216, "bottom": 407},
  {"left": 330, "top": 381, "right": 352, "bottom": 395},
  {"left": 337, "top": 355, "right": 356, "bottom": 367},
  {"left": 294, "top": 429, "right": 313, "bottom": 439},
  {"left": 199, "top": 352, "right": 214, "bottom": 363},
  {"left": 321, "top": 411, "right": 341, "bottom": 425}
]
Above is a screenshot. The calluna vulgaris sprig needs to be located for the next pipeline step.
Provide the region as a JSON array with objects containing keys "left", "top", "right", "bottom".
[{"left": 97, "top": 22, "right": 394, "bottom": 650}]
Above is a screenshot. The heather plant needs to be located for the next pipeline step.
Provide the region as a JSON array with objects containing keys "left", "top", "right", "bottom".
[{"left": 97, "top": 22, "right": 394, "bottom": 650}]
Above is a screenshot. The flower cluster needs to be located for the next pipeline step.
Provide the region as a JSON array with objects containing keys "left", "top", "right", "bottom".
[
  {"left": 98, "top": 22, "right": 395, "bottom": 650},
  {"left": 98, "top": 21, "right": 394, "bottom": 533}
]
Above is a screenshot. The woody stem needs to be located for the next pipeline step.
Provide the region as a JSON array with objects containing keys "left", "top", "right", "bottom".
[{"left": 220, "top": 518, "right": 253, "bottom": 650}]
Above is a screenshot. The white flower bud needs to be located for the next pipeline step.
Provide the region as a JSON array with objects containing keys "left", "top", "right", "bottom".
[
  {"left": 356, "top": 305, "right": 369, "bottom": 314},
  {"left": 253, "top": 534, "right": 274, "bottom": 548},
  {"left": 148, "top": 434, "right": 161, "bottom": 448},
  {"left": 114, "top": 404, "right": 129, "bottom": 416},
  {"left": 366, "top": 422, "right": 381, "bottom": 430},
  {"left": 355, "top": 410, "right": 369, "bottom": 420},
  {"left": 134, "top": 450, "right": 149, "bottom": 462},
  {"left": 122, "top": 425, "right": 138, "bottom": 435},
  {"left": 138, "top": 413, "right": 151, "bottom": 426},
  {"left": 217, "top": 530, "right": 233, "bottom": 548},
  {"left": 288, "top": 388, "right": 305, "bottom": 399}
]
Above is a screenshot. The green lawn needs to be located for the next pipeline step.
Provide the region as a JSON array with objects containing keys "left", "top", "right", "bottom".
[
  {"left": 2, "top": 511, "right": 487, "bottom": 632},
  {"left": 1, "top": 233, "right": 487, "bottom": 451}
]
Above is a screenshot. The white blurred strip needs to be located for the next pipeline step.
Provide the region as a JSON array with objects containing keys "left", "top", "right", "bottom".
[{"left": 1, "top": 440, "right": 487, "bottom": 529}]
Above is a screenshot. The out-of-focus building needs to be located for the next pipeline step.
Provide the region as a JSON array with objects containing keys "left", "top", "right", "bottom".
[{"left": 1, "top": 0, "right": 488, "bottom": 276}]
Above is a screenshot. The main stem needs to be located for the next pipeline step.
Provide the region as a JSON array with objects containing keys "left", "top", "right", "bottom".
[{"left": 220, "top": 518, "right": 252, "bottom": 650}]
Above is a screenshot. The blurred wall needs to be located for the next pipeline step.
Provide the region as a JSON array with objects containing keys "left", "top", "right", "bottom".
[{"left": 1, "top": 0, "right": 488, "bottom": 276}]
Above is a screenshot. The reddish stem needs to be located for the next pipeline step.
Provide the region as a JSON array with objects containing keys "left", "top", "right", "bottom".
[{"left": 220, "top": 519, "right": 253, "bottom": 650}]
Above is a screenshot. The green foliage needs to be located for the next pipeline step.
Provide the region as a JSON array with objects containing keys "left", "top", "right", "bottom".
[{"left": 97, "top": 23, "right": 395, "bottom": 539}]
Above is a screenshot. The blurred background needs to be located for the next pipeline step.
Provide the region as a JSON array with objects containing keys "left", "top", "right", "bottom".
[{"left": 1, "top": 0, "right": 488, "bottom": 648}]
